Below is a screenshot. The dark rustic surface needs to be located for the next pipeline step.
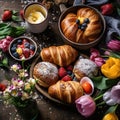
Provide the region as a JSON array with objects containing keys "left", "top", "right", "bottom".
[{"left": 0, "top": 0, "right": 120, "bottom": 120}]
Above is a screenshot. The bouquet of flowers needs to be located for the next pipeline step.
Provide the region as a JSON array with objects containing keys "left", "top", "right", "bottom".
[{"left": 2, "top": 63, "right": 37, "bottom": 108}]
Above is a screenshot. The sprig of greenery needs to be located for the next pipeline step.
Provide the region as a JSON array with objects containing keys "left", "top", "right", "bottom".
[
  {"left": 0, "top": 23, "right": 26, "bottom": 39},
  {"left": 0, "top": 50, "right": 9, "bottom": 68}
]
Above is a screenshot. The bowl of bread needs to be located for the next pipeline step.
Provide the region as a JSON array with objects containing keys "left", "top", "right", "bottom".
[
  {"left": 31, "top": 45, "right": 99, "bottom": 104},
  {"left": 58, "top": 5, "right": 106, "bottom": 50}
]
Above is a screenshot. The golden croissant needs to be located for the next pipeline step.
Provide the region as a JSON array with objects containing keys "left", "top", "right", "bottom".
[
  {"left": 48, "top": 80, "right": 83, "bottom": 103},
  {"left": 40, "top": 45, "right": 78, "bottom": 66}
]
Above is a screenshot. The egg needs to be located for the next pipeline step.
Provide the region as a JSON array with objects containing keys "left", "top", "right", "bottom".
[{"left": 80, "top": 77, "right": 94, "bottom": 95}]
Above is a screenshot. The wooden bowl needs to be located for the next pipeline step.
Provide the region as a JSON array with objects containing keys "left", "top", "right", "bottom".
[{"left": 58, "top": 5, "right": 106, "bottom": 50}]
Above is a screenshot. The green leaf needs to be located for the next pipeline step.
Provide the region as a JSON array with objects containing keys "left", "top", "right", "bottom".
[
  {"left": 2, "top": 57, "right": 8, "bottom": 66},
  {"left": 105, "top": 104, "right": 118, "bottom": 114},
  {"left": 12, "top": 10, "right": 18, "bottom": 15},
  {"left": 117, "top": 7, "right": 120, "bottom": 16},
  {"left": 92, "top": 76, "right": 119, "bottom": 90},
  {"left": 12, "top": 15, "right": 21, "bottom": 22}
]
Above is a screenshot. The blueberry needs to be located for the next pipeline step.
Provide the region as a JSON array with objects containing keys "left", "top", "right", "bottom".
[
  {"left": 76, "top": 19, "right": 80, "bottom": 25},
  {"left": 81, "top": 26, "right": 85, "bottom": 30},
  {"left": 12, "top": 43, "right": 17, "bottom": 47},
  {"left": 30, "top": 44, "right": 35, "bottom": 50},
  {"left": 11, "top": 46, "right": 16, "bottom": 52},
  {"left": 12, "top": 52, "right": 19, "bottom": 58},
  {"left": 17, "top": 39, "right": 22, "bottom": 44},
  {"left": 84, "top": 18, "right": 90, "bottom": 23},
  {"left": 82, "top": 23, "right": 87, "bottom": 27},
  {"left": 67, "top": 71, "right": 72, "bottom": 75},
  {"left": 24, "top": 42, "right": 30, "bottom": 48}
]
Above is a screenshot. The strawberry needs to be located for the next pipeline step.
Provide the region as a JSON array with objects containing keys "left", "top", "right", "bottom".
[
  {"left": 58, "top": 67, "right": 67, "bottom": 78},
  {"left": 23, "top": 48, "right": 30, "bottom": 58},
  {"left": 2, "top": 10, "right": 12, "bottom": 21},
  {"left": 19, "top": 9, "right": 25, "bottom": 21},
  {"left": 0, "top": 83, "right": 6, "bottom": 91},
  {"left": 66, "top": 65, "right": 73, "bottom": 71},
  {"left": 62, "top": 75, "right": 72, "bottom": 82}
]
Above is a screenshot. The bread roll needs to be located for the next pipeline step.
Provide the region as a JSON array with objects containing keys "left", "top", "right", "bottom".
[
  {"left": 48, "top": 80, "right": 83, "bottom": 103},
  {"left": 33, "top": 62, "right": 59, "bottom": 88},
  {"left": 73, "top": 58, "right": 98, "bottom": 81},
  {"left": 61, "top": 7, "right": 102, "bottom": 43},
  {"left": 40, "top": 45, "right": 78, "bottom": 66}
]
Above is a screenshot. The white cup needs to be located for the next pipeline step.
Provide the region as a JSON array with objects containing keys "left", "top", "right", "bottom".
[{"left": 24, "top": 2, "right": 49, "bottom": 33}]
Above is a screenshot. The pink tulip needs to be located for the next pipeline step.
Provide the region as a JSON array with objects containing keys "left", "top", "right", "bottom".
[
  {"left": 75, "top": 95, "right": 96, "bottom": 117},
  {"left": 90, "top": 48, "right": 105, "bottom": 67},
  {"left": 107, "top": 40, "right": 120, "bottom": 51}
]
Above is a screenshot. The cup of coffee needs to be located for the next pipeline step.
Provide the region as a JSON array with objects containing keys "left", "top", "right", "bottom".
[{"left": 24, "top": 2, "right": 49, "bottom": 33}]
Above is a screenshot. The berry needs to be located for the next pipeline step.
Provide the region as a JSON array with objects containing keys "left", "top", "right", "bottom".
[
  {"left": 17, "top": 39, "right": 22, "bottom": 44},
  {"left": 84, "top": 18, "right": 90, "bottom": 23},
  {"left": 11, "top": 46, "right": 16, "bottom": 52},
  {"left": 24, "top": 42, "right": 30, "bottom": 48},
  {"left": 67, "top": 70, "right": 72, "bottom": 75},
  {"left": 23, "top": 48, "right": 30, "bottom": 58},
  {"left": 2, "top": 10, "right": 12, "bottom": 21},
  {"left": 82, "top": 23, "right": 87, "bottom": 27},
  {"left": 62, "top": 75, "right": 72, "bottom": 82},
  {"left": 30, "top": 44, "right": 35, "bottom": 50},
  {"left": 19, "top": 9, "right": 25, "bottom": 21},
  {"left": 66, "top": 65, "right": 73, "bottom": 71},
  {"left": 12, "top": 52, "right": 19, "bottom": 58},
  {"left": 0, "top": 83, "right": 6, "bottom": 91},
  {"left": 58, "top": 67, "right": 67, "bottom": 78},
  {"left": 30, "top": 50, "right": 34, "bottom": 55}
]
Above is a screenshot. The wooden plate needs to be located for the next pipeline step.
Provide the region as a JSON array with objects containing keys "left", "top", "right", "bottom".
[
  {"left": 30, "top": 56, "right": 71, "bottom": 105},
  {"left": 30, "top": 54, "right": 89, "bottom": 105}
]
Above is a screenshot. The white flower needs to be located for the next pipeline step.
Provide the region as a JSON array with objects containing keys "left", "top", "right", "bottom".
[
  {"left": 10, "top": 64, "right": 21, "bottom": 72},
  {"left": 28, "top": 78, "right": 36, "bottom": 85},
  {"left": 24, "top": 83, "right": 31, "bottom": 91},
  {"left": 21, "top": 92, "right": 30, "bottom": 100}
]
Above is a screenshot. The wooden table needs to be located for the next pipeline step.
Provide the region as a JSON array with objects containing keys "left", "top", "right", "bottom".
[{"left": 0, "top": 0, "right": 120, "bottom": 120}]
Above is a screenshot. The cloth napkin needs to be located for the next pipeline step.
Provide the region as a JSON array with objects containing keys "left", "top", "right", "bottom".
[{"left": 73, "top": 0, "right": 120, "bottom": 43}]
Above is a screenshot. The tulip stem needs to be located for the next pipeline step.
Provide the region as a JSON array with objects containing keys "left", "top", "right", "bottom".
[
  {"left": 94, "top": 94, "right": 103, "bottom": 101},
  {"left": 96, "top": 101, "right": 105, "bottom": 107}
]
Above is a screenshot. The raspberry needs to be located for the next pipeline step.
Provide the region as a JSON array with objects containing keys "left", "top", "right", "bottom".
[
  {"left": 66, "top": 65, "right": 73, "bottom": 71},
  {"left": 58, "top": 67, "right": 67, "bottom": 78},
  {"left": 62, "top": 75, "right": 72, "bottom": 82}
]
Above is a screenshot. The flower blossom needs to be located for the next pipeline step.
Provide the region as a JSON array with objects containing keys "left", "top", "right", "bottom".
[
  {"left": 102, "top": 112, "right": 118, "bottom": 120},
  {"left": 10, "top": 64, "right": 21, "bottom": 72},
  {"left": 75, "top": 95, "right": 96, "bottom": 117},
  {"left": 103, "top": 83, "right": 120, "bottom": 106},
  {"left": 107, "top": 40, "right": 120, "bottom": 51},
  {"left": 90, "top": 48, "right": 105, "bottom": 67}
]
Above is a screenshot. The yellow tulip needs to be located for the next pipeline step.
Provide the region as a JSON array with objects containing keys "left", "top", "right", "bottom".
[
  {"left": 101, "top": 57, "right": 120, "bottom": 79},
  {"left": 102, "top": 113, "right": 118, "bottom": 120}
]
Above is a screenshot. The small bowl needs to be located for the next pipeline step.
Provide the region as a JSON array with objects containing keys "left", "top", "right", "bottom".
[
  {"left": 58, "top": 5, "right": 106, "bottom": 50},
  {"left": 9, "top": 36, "right": 37, "bottom": 61}
]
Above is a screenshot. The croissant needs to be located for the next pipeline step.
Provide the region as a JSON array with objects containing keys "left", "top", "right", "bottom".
[
  {"left": 40, "top": 45, "right": 78, "bottom": 66},
  {"left": 48, "top": 80, "right": 83, "bottom": 103}
]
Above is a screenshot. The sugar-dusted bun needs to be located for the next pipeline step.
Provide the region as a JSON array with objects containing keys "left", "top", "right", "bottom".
[
  {"left": 33, "top": 62, "right": 59, "bottom": 88},
  {"left": 61, "top": 7, "right": 102, "bottom": 43},
  {"left": 73, "top": 58, "right": 98, "bottom": 81}
]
